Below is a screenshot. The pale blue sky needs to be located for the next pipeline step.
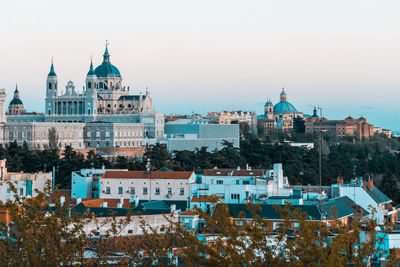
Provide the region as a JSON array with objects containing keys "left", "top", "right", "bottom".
[{"left": 0, "top": 0, "right": 399, "bottom": 129}]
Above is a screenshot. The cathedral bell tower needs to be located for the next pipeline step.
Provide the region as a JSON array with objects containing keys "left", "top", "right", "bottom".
[
  {"left": 84, "top": 60, "right": 98, "bottom": 117},
  {"left": 45, "top": 60, "right": 58, "bottom": 116}
]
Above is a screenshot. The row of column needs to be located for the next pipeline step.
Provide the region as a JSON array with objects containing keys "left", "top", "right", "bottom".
[{"left": 55, "top": 101, "right": 86, "bottom": 115}]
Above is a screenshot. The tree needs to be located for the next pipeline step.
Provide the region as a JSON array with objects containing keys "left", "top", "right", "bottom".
[
  {"left": 48, "top": 127, "right": 59, "bottom": 151},
  {"left": 293, "top": 117, "right": 305, "bottom": 134},
  {"left": 380, "top": 170, "right": 400, "bottom": 204}
]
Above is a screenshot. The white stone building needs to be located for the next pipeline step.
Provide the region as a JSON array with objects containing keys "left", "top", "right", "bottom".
[
  {"left": 1, "top": 44, "right": 164, "bottom": 150},
  {"left": 191, "top": 164, "right": 292, "bottom": 204},
  {"left": 71, "top": 167, "right": 128, "bottom": 199},
  {"left": 160, "top": 119, "right": 240, "bottom": 152},
  {"left": 99, "top": 170, "right": 196, "bottom": 201},
  {"left": 0, "top": 160, "right": 52, "bottom": 202}
]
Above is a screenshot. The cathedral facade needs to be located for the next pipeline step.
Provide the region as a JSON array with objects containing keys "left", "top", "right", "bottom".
[
  {"left": 2, "top": 45, "right": 164, "bottom": 150},
  {"left": 258, "top": 88, "right": 303, "bottom": 133}
]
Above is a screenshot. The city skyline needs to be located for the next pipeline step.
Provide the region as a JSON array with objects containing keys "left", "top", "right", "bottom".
[{"left": 1, "top": 0, "right": 399, "bottom": 130}]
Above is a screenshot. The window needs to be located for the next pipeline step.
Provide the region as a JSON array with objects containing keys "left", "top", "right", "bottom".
[
  {"left": 167, "top": 188, "right": 172, "bottom": 195},
  {"left": 236, "top": 180, "right": 240, "bottom": 185},
  {"left": 155, "top": 187, "right": 160, "bottom": 195},
  {"left": 180, "top": 188, "right": 184, "bottom": 195},
  {"left": 87, "top": 131, "right": 91, "bottom": 138},
  {"left": 105, "top": 131, "right": 110, "bottom": 138},
  {"left": 231, "top": 194, "right": 240, "bottom": 200},
  {"left": 243, "top": 181, "right": 250, "bottom": 185},
  {"left": 6, "top": 187, "right": 10, "bottom": 196},
  {"left": 128, "top": 230, "right": 133, "bottom": 234},
  {"left": 19, "top": 188, "right": 23, "bottom": 196},
  {"left": 118, "top": 187, "right": 123, "bottom": 194},
  {"left": 143, "top": 187, "right": 148, "bottom": 195},
  {"left": 216, "top": 180, "right": 223, "bottom": 185},
  {"left": 130, "top": 187, "right": 135, "bottom": 194},
  {"left": 106, "top": 187, "right": 111, "bottom": 194},
  {"left": 96, "top": 131, "right": 100, "bottom": 138}
]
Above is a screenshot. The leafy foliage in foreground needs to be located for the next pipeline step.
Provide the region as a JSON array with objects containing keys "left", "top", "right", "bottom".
[{"left": 0, "top": 188, "right": 399, "bottom": 266}]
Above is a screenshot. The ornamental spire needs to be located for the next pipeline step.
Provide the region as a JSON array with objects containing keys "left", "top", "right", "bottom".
[
  {"left": 103, "top": 40, "right": 110, "bottom": 63},
  {"left": 87, "top": 56, "right": 95, "bottom": 76},
  {"left": 48, "top": 57, "right": 57, "bottom": 77}
]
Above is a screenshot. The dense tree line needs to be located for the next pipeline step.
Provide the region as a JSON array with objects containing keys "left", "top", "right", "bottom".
[{"left": 2, "top": 128, "right": 400, "bottom": 202}]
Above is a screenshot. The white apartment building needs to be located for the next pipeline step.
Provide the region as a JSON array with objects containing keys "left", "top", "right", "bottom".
[
  {"left": 99, "top": 171, "right": 196, "bottom": 201},
  {"left": 0, "top": 160, "right": 52, "bottom": 202},
  {"left": 71, "top": 167, "right": 127, "bottom": 199},
  {"left": 191, "top": 164, "right": 292, "bottom": 204}
]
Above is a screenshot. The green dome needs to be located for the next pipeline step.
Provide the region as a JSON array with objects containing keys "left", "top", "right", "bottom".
[
  {"left": 94, "top": 46, "right": 121, "bottom": 78},
  {"left": 273, "top": 101, "right": 297, "bottom": 114},
  {"left": 9, "top": 98, "right": 23, "bottom": 105},
  {"left": 94, "top": 62, "right": 121, "bottom": 78}
]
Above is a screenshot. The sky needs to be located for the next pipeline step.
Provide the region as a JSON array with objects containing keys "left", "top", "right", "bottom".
[{"left": 0, "top": 0, "right": 399, "bottom": 130}]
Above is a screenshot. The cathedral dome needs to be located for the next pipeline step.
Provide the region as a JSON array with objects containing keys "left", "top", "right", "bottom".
[
  {"left": 9, "top": 98, "right": 23, "bottom": 105},
  {"left": 94, "top": 62, "right": 121, "bottom": 78},
  {"left": 94, "top": 45, "right": 121, "bottom": 78},
  {"left": 273, "top": 102, "right": 297, "bottom": 114}
]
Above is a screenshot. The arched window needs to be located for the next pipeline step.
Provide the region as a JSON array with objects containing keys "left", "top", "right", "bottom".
[
  {"left": 87, "top": 109, "right": 91, "bottom": 115},
  {"left": 48, "top": 83, "right": 52, "bottom": 90},
  {"left": 88, "top": 82, "right": 91, "bottom": 89}
]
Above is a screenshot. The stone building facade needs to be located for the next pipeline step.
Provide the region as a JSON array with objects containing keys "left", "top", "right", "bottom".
[
  {"left": 1, "top": 44, "right": 163, "bottom": 150},
  {"left": 305, "top": 115, "right": 375, "bottom": 139}
]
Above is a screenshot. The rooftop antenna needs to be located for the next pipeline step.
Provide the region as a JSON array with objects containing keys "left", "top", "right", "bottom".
[{"left": 146, "top": 158, "right": 152, "bottom": 201}]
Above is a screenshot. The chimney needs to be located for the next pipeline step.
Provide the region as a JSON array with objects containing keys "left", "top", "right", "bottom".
[
  {"left": 368, "top": 180, "right": 374, "bottom": 191},
  {"left": 246, "top": 164, "right": 249, "bottom": 171},
  {"left": 170, "top": 204, "right": 176, "bottom": 212},
  {"left": 76, "top": 197, "right": 82, "bottom": 205},
  {"left": 60, "top": 196, "right": 65, "bottom": 206},
  {"left": 118, "top": 196, "right": 124, "bottom": 208},
  {"left": 135, "top": 196, "right": 139, "bottom": 207}
]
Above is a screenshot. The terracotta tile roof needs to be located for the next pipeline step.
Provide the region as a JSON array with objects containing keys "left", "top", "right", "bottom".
[
  {"left": 104, "top": 199, "right": 132, "bottom": 208},
  {"left": 203, "top": 169, "right": 266, "bottom": 177},
  {"left": 102, "top": 171, "right": 194, "bottom": 180},
  {"left": 180, "top": 209, "right": 197, "bottom": 216},
  {"left": 81, "top": 199, "right": 104, "bottom": 208},
  {"left": 80, "top": 198, "right": 132, "bottom": 208},
  {"left": 191, "top": 196, "right": 218, "bottom": 202}
]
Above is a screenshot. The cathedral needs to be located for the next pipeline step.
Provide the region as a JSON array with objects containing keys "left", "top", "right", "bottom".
[
  {"left": 258, "top": 88, "right": 303, "bottom": 132},
  {"left": 44, "top": 44, "right": 153, "bottom": 122},
  {"left": 3, "top": 44, "right": 164, "bottom": 150}
]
